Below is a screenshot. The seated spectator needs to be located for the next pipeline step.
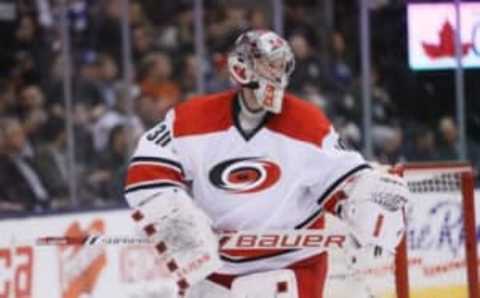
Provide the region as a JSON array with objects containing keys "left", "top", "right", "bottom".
[
  {"left": 33, "top": 117, "right": 70, "bottom": 209},
  {"left": 0, "top": 79, "right": 15, "bottom": 117},
  {"left": 345, "top": 66, "right": 398, "bottom": 126},
  {"left": 437, "top": 116, "right": 458, "bottom": 160},
  {"left": 284, "top": 3, "right": 317, "bottom": 47},
  {"left": 95, "top": 0, "right": 123, "bottom": 65},
  {"left": 96, "top": 54, "right": 119, "bottom": 108},
  {"left": 71, "top": 102, "right": 96, "bottom": 168},
  {"left": 249, "top": 8, "right": 269, "bottom": 30},
  {"left": 374, "top": 127, "right": 406, "bottom": 165},
  {"left": 75, "top": 52, "right": 104, "bottom": 108},
  {"left": 18, "top": 85, "right": 48, "bottom": 147},
  {"left": 136, "top": 94, "right": 162, "bottom": 128},
  {"left": 0, "top": 118, "right": 50, "bottom": 212},
  {"left": 437, "top": 116, "right": 480, "bottom": 178},
  {"left": 132, "top": 25, "right": 155, "bottom": 64},
  {"left": 288, "top": 33, "right": 326, "bottom": 93},
  {"left": 180, "top": 53, "right": 200, "bottom": 97},
  {"left": 92, "top": 84, "right": 144, "bottom": 153},
  {"left": 139, "top": 52, "right": 180, "bottom": 119},
  {"left": 18, "top": 85, "right": 45, "bottom": 116},
  {"left": 87, "top": 124, "right": 130, "bottom": 203},
  {"left": 405, "top": 127, "right": 438, "bottom": 162},
  {"left": 329, "top": 32, "right": 354, "bottom": 92},
  {"left": 13, "top": 13, "right": 46, "bottom": 85}
]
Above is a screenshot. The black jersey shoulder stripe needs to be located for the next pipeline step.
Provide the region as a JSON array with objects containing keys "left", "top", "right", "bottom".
[
  {"left": 130, "top": 156, "right": 184, "bottom": 173},
  {"left": 294, "top": 163, "right": 371, "bottom": 229},
  {"left": 316, "top": 163, "right": 371, "bottom": 205},
  {"left": 124, "top": 182, "right": 182, "bottom": 195},
  {"left": 295, "top": 208, "right": 324, "bottom": 229}
]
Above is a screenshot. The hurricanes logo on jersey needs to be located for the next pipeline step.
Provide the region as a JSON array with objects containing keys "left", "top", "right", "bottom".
[{"left": 209, "top": 157, "right": 281, "bottom": 193}]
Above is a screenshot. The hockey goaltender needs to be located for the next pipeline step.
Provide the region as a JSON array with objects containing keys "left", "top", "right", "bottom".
[{"left": 124, "top": 30, "right": 409, "bottom": 298}]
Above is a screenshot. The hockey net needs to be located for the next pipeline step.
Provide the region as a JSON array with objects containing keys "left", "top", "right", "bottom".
[{"left": 325, "top": 162, "right": 479, "bottom": 298}]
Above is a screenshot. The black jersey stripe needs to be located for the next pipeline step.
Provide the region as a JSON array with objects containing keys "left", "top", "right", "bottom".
[
  {"left": 124, "top": 182, "right": 182, "bottom": 195},
  {"left": 293, "top": 164, "right": 371, "bottom": 229},
  {"left": 316, "top": 164, "right": 371, "bottom": 205},
  {"left": 130, "top": 156, "right": 184, "bottom": 173}
]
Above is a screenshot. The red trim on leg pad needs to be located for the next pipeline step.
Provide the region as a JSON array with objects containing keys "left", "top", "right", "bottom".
[
  {"left": 144, "top": 224, "right": 156, "bottom": 236},
  {"left": 155, "top": 242, "right": 167, "bottom": 254},
  {"left": 131, "top": 210, "right": 144, "bottom": 221},
  {"left": 277, "top": 281, "right": 288, "bottom": 293},
  {"left": 167, "top": 260, "right": 178, "bottom": 272},
  {"left": 177, "top": 278, "right": 190, "bottom": 289}
]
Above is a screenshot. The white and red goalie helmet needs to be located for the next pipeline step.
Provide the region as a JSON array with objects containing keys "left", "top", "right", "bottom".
[{"left": 228, "top": 30, "right": 295, "bottom": 113}]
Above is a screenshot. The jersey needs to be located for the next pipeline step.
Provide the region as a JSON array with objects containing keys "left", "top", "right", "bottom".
[{"left": 124, "top": 89, "right": 368, "bottom": 276}]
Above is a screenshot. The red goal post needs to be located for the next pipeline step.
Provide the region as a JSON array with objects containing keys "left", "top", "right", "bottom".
[{"left": 393, "top": 162, "right": 479, "bottom": 298}]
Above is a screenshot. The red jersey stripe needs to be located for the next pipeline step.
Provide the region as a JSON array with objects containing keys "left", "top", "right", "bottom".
[{"left": 126, "top": 164, "right": 183, "bottom": 187}]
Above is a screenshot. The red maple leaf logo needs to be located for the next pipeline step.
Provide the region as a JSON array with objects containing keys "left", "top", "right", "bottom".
[{"left": 422, "top": 20, "right": 472, "bottom": 59}]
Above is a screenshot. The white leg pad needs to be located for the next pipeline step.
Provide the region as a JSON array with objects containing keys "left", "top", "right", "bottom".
[
  {"left": 187, "top": 280, "right": 231, "bottom": 298},
  {"left": 231, "top": 269, "right": 299, "bottom": 298}
]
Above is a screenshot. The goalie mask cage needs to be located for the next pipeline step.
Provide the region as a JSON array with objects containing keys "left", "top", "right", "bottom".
[{"left": 394, "top": 162, "right": 479, "bottom": 298}]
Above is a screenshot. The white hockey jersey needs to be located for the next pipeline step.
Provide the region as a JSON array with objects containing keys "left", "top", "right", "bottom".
[{"left": 124, "top": 89, "right": 368, "bottom": 275}]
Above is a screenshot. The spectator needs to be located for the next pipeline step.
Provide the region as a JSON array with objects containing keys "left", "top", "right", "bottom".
[
  {"left": 129, "top": 1, "right": 152, "bottom": 27},
  {"left": 180, "top": 53, "right": 200, "bottom": 97},
  {"left": 88, "top": 124, "right": 131, "bottom": 203},
  {"left": 96, "top": 0, "right": 123, "bottom": 63},
  {"left": 44, "top": 55, "right": 68, "bottom": 111},
  {"left": 139, "top": 52, "right": 180, "bottom": 119},
  {"left": 329, "top": 32, "right": 354, "bottom": 92},
  {"left": 136, "top": 94, "right": 161, "bottom": 128},
  {"left": 207, "top": 5, "right": 248, "bottom": 52},
  {"left": 249, "top": 8, "right": 269, "bottom": 30},
  {"left": 284, "top": 3, "right": 317, "bottom": 46},
  {"left": 374, "top": 127, "right": 406, "bottom": 165},
  {"left": 96, "top": 54, "right": 119, "bottom": 108},
  {"left": 132, "top": 25, "right": 155, "bottom": 64},
  {"left": 405, "top": 127, "right": 438, "bottom": 162},
  {"left": 437, "top": 116, "right": 458, "bottom": 161},
  {"left": 288, "top": 33, "right": 326, "bottom": 93},
  {"left": 344, "top": 66, "right": 398, "bottom": 126},
  {"left": 18, "top": 85, "right": 45, "bottom": 117},
  {"left": 92, "top": 84, "right": 144, "bottom": 153},
  {"left": 75, "top": 51, "right": 104, "bottom": 108},
  {"left": 0, "top": 118, "right": 50, "bottom": 212},
  {"left": 18, "top": 85, "right": 48, "bottom": 147},
  {"left": 0, "top": 79, "right": 15, "bottom": 116},
  {"left": 33, "top": 117, "right": 70, "bottom": 209},
  {"left": 13, "top": 13, "right": 47, "bottom": 85}
]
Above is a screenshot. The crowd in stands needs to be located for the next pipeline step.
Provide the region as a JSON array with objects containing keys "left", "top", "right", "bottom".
[{"left": 0, "top": 0, "right": 479, "bottom": 214}]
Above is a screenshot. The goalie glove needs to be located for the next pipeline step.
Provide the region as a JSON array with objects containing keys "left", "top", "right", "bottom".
[
  {"left": 130, "top": 188, "right": 222, "bottom": 295},
  {"left": 337, "top": 169, "right": 409, "bottom": 253}
]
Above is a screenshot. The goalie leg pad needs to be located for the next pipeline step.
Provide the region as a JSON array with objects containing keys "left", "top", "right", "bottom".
[
  {"left": 231, "top": 270, "right": 299, "bottom": 298},
  {"left": 130, "top": 188, "right": 222, "bottom": 291}
]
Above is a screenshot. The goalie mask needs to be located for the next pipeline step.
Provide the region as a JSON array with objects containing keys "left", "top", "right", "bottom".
[{"left": 228, "top": 30, "right": 295, "bottom": 113}]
